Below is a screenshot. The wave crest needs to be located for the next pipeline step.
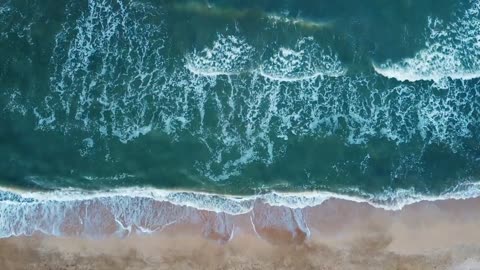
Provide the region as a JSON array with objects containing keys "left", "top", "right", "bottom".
[
  {"left": 185, "top": 35, "right": 255, "bottom": 76},
  {"left": 258, "top": 37, "right": 345, "bottom": 81},
  {"left": 374, "top": 1, "right": 480, "bottom": 83},
  {"left": 1, "top": 182, "right": 480, "bottom": 237}
]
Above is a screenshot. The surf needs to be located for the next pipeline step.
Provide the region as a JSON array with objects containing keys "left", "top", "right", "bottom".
[
  {"left": 374, "top": 0, "right": 480, "bottom": 84},
  {"left": 1, "top": 181, "right": 480, "bottom": 238}
]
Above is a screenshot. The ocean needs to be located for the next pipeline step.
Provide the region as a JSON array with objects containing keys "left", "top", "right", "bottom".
[{"left": 0, "top": 0, "right": 479, "bottom": 237}]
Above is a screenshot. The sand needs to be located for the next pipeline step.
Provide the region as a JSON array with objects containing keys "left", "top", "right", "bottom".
[{"left": 1, "top": 198, "right": 480, "bottom": 269}]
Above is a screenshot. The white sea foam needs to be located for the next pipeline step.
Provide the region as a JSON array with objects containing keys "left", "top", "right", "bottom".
[
  {"left": 374, "top": 0, "right": 480, "bottom": 83},
  {"left": 185, "top": 34, "right": 255, "bottom": 76},
  {"left": 0, "top": 182, "right": 480, "bottom": 238},
  {"left": 0, "top": 182, "right": 479, "bottom": 214},
  {"left": 42, "top": 0, "right": 166, "bottom": 144},
  {"left": 185, "top": 36, "right": 345, "bottom": 81},
  {"left": 258, "top": 37, "right": 345, "bottom": 81}
]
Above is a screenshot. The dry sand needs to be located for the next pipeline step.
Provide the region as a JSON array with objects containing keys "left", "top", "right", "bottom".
[{"left": 1, "top": 197, "right": 480, "bottom": 270}]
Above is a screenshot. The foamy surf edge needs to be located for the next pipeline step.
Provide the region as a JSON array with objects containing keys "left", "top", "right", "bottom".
[
  {"left": 1, "top": 182, "right": 480, "bottom": 239},
  {"left": 372, "top": 62, "right": 480, "bottom": 83},
  {"left": 2, "top": 181, "right": 480, "bottom": 214},
  {"left": 372, "top": 0, "right": 480, "bottom": 84}
]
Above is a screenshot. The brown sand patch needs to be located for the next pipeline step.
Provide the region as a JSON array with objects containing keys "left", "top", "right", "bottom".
[
  {"left": 1, "top": 198, "right": 480, "bottom": 269},
  {"left": 0, "top": 233, "right": 463, "bottom": 270}
]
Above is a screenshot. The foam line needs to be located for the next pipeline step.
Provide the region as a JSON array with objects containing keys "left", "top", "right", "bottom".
[
  {"left": 373, "top": 63, "right": 480, "bottom": 83},
  {"left": 374, "top": 0, "right": 480, "bottom": 83},
  {"left": 1, "top": 182, "right": 480, "bottom": 238},
  {"left": 1, "top": 181, "right": 480, "bottom": 214}
]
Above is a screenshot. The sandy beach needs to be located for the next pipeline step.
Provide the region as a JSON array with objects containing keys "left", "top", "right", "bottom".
[{"left": 1, "top": 197, "right": 480, "bottom": 270}]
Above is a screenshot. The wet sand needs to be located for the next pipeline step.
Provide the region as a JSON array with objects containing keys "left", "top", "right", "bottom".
[{"left": 1, "top": 197, "right": 480, "bottom": 269}]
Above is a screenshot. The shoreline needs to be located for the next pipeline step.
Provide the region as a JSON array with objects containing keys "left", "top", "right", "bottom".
[
  {"left": 2, "top": 181, "right": 480, "bottom": 212},
  {"left": 1, "top": 196, "right": 480, "bottom": 269}
]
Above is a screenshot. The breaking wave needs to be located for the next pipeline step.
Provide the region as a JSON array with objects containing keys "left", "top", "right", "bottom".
[
  {"left": 374, "top": 0, "right": 480, "bottom": 84},
  {"left": 257, "top": 37, "right": 345, "bottom": 81},
  {"left": 0, "top": 181, "right": 480, "bottom": 238},
  {"left": 185, "top": 35, "right": 255, "bottom": 76}
]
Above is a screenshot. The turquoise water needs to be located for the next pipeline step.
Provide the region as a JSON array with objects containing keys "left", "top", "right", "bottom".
[{"left": 1, "top": 0, "right": 479, "bottom": 199}]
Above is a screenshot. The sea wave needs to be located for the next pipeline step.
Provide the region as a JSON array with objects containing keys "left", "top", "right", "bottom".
[
  {"left": 0, "top": 182, "right": 480, "bottom": 215},
  {"left": 374, "top": 0, "right": 480, "bottom": 84},
  {"left": 1, "top": 182, "right": 480, "bottom": 238},
  {"left": 255, "top": 37, "right": 346, "bottom": 81},
  {"left": 185, "top": 36, "right": 345, "bottom": 80},
  {"left": 185, "top": 35, "right": 255, "bottom": 76},
  {"left": 2, "top": 181, "right": 480, "bottom": 214}
]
